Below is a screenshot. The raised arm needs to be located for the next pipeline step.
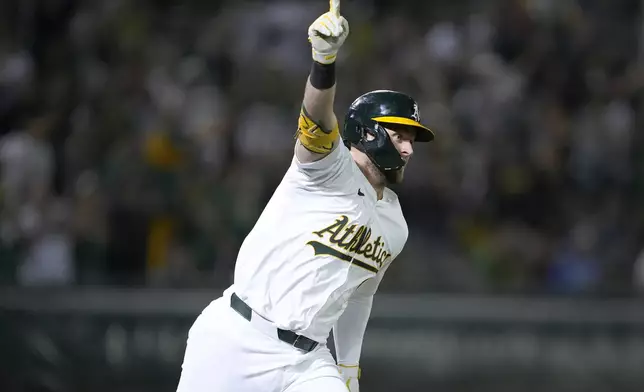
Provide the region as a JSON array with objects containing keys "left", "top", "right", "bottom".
[{"left": 295, "top": 7, "right": 349, "bottom": 164}]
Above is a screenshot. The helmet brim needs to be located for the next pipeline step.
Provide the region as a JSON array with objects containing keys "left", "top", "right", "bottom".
[{"left": 372, "top": 116, "right": 435, "bottom": 142}]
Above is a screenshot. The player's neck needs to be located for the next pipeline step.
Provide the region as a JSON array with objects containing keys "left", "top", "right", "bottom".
[
  {"left": 375, "top": 186, "right": 384, "bottom": 200},
  {"left": 363, "top": 174, "right": 385, "bottom": 200},
  {"left": 369, "top": 174, "right": 385, "bottom": 200},
  {"left": 351, "top": 151, "right": 385, "bottom": 200}
]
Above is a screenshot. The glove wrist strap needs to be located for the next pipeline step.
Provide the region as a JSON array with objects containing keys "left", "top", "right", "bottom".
[
  {"left": 310, "top": 61, "right": 336, "bottom": 90},
  {"left": 312, "top": 49, "right": 338, "bottom": 65},
  {"left": 338, "top": 363, "right": 361, "bottom": 379}
]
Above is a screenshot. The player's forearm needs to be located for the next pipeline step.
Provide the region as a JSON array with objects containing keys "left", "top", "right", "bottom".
[
  {"left": 334, "top": 294, "right": 373, "bottom": 365},
  {"left": 302, "top": 62, "right": 337, "bottom": 132},
  {"left": 335, "top": 262, "right": 390, "bottom": 366}
]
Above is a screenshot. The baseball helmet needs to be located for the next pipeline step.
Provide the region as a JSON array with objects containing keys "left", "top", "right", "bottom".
[{"left": 342, "top": 90, "right": 434, "bottom": 173}]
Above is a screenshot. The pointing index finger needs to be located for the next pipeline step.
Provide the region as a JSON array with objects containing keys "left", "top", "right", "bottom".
[{"left": 330, "top": 0, "right": 340, "bottom": 17}]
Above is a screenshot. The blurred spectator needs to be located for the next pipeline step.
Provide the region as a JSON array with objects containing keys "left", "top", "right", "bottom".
[
  {"left": 16, "top": 198, "right": 74, "bottom": 286},
  {"left": 0, "top": 111, "right": 56, "bottom": 284},
  {"left": 71, "top": 170, "right": 108, "bottom": 284},
  {"left": 0, "top": 113, "right": 55, "bottom": 243},
  {"left": 546, "top": 221, "right": 601, "bottom": 294}
]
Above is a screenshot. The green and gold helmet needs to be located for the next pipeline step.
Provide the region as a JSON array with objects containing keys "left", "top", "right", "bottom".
[{"left": 343, "top": 90, "right": 434, "bottom": 172}]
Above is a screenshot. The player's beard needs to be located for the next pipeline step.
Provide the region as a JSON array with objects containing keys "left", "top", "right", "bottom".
[
  {"left": 384, "top": 166, "right": 405, "bottom": 184},
  {"left": 364, "top": 159, "right": 406, "bottom": 186}
]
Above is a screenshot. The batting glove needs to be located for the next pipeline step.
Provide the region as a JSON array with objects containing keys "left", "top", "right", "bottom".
[
  {"left": 338, "top": 364, "right": 360, "bottom": 392},
  {"left": 308, "top": 12, "right": 349, "bottom": 64}
]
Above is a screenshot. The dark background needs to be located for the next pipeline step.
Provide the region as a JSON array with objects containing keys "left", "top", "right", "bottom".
[{"left": 1, "top": 0, "right": 644, "bottom": 391}]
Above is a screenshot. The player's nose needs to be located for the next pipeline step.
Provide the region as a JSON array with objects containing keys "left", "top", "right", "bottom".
[{"left": 399, "top": 141, "right": 413, "bottom": 158}]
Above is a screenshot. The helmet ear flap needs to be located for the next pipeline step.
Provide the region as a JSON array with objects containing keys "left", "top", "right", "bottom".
[
  {"left": 343, "top": 113, "right": 363, "bottom": 146},
  {"left": 358, "top": 118, "right": 382, "bottom": 142},
  {"left": 360, "top": 119, "right": 387, "bottom": 147},
  {"left": 363, "top": 123, "right": 405, "bottom": 171},
  {"left": 343, "top": 115, "right": 383, "bottom": 145},
  {"left": 342, "top": 115, "right": 405, "bottom": 172}
]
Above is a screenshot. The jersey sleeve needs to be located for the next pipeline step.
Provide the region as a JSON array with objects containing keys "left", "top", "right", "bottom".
[
  {"left": 289, "top": 142, "right": 354, "bottom": 190},
  {"left": 333, "top": 262, "right": 392, "bottom": 366}
]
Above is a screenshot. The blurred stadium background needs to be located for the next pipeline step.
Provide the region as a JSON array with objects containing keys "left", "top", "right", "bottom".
[{"left": 1, "top": 0, "right": 644, "bottom": 391}]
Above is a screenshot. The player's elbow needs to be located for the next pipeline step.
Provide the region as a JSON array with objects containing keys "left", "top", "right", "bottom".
[{"left": 347, "top": 293, "right": 374, "bottom": 306}]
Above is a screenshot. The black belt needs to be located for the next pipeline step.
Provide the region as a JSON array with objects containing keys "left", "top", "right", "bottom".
[{"left": 230, "top": 293, "right": 319, "bottom": 353}]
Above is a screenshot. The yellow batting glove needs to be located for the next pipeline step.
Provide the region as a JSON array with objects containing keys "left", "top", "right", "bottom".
[
  {"left": 308, "top": 12, "right": 349, "bottom": 64},
  {"left": 338, "top": 364, "right": 360, "bottom": 392}
]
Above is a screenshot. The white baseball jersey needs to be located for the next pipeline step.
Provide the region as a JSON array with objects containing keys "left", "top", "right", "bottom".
[{"left": 227, "top": 143, "right": 408, "bottom": 343}]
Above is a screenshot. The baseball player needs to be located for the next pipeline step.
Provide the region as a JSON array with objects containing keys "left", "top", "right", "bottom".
[{"left": 176, "top": 3, "right": 434, "bottom": 392}]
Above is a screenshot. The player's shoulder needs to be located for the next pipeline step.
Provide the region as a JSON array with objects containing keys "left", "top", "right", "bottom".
[
  {"left": 380, "top": 188, "right": 409, "bottom": 252},
  {"left": 285, "top": 141, "right": 356, "bottom": 190},
  {"left": 382, "top": 188, "right": 404, "bottom": 217},
  {"left": 292, "top": 140, "right": 351, "bottom": 171}
]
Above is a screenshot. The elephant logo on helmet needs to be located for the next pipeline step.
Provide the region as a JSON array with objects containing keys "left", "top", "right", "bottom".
[{"left": 411, "top": 103, "right": 420, "bottom": 122}]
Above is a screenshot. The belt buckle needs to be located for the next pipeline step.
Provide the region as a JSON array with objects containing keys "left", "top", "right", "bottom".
[{"left": 292, "top": 335, "right": 301, "bottom": 347}]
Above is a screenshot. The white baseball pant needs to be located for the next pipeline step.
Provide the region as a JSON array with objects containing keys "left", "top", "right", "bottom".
[{"left": 175, "top": 293, "right": 347, "bottom": 392}]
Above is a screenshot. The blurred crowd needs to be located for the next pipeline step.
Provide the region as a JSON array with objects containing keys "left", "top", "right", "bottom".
[{"left": 0, "top": 0, "right": 643, "bottom": 295}]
